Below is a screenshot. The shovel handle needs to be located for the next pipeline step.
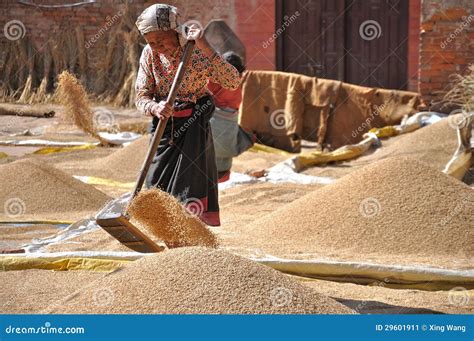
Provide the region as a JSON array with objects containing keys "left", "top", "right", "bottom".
[{"left": 129, "top": 40, "right": 196, "bottom": 204}]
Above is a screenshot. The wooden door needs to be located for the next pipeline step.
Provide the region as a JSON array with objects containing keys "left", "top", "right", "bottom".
[
  {"left": 276, "top": 0, "right": 409, "bottom": 89},
  {"left": 276, "top": 0, "right": 345, "bottom": 79}
]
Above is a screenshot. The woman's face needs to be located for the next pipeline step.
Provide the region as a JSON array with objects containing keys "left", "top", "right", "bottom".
[{"left": 144, "top": 30, "right": 179, "bottom": 56}]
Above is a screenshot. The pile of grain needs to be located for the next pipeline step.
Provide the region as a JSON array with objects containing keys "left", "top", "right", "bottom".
[
  {"left": 90, "top": 135, "right": 148, "bottom": 181},
  {"left": 44, "top": 247, "right": 354, "bottom": 314},
  {"left": 241, "top": 156, "right": 474, "bottom": 265},
  {"left": 128, "top": 189, "right": 218, "bottom": 248},
  {"left": 364, "top": 117, "right": 458, "bottom": 169},
  {"left": 1, "top": 269, "right": 104, "bottom": 314},
  {"left": 0, "top": 159, "right": 110, "bottom": 220}
]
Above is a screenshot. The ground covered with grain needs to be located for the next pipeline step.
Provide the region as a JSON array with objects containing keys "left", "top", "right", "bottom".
[
  {"left": 43, "top": 247, "right": 355, "bottom": 314},
  {"left": 1, "top": 112, "right": 472, "bottom": 315}
]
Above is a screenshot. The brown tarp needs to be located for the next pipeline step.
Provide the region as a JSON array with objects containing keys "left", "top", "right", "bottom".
[{"left": 239, "top": 71, "right": 423, "bottom": 152}]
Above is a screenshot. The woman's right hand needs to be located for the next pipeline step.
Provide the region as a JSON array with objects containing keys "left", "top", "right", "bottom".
[{"left": 151, "top": 100, "right": 173, "bottom": 119}]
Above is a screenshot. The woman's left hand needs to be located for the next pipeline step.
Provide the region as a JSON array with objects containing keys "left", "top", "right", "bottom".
[
  {"left": 186, "top": 24, "right": 215, "bottom": 58},
  {"left": 186, "top": 24, "right": 203, "bottom": 41}
]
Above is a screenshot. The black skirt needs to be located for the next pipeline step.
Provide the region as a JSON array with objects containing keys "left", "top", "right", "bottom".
[{"left": 145, "top": 95, "right": 220, "bottom": 226}]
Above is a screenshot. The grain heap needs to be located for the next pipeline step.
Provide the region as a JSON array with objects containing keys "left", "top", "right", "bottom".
[
  {"left": 44, "top": 247, "right": 354, "bottom": 314},
  {"left": 365, "top": 117, "right": 458, "bottom": 169},
  {"left": 90, "top": 136, "right": 148, "bottom": 181},
  {"left": 0, "top": 159, "right": 110, "bottom": 220},
  {"left": 128, "top": 189, "right": 218, "bottom": 248},
  {"left": 242, "top": 156, "right": 474, "bottom": 265}
]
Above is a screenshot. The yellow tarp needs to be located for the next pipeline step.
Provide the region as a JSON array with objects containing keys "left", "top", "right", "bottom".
[
  {"left": 77, "top": 176, "right": 134, "bottom": 189},
  {"left": 291, "top": 134, "right": 379, "bottom": 172},
  {"left": 258, "top": 258, "right": 474, "bottom": 291},
  {"left": 249, "top": 143, "right": 293, "bottom": 156},
  {"left": 0, "top": 257, "right": 129, "bottom": 272},
  {"left": 3, "top": 254, "right": 472, "bottom": 291},
  {"left": 0, "top": 152, "right": 8, "bottom": 159},
  {"left": 288, "top": 113, "right": 434, "bottom": 172},
  {"left": 0, "top": 220, "right": 73, "bottom": 225},
  {"left": 33, "top": 144, "right": 97, "bottom": 155}
]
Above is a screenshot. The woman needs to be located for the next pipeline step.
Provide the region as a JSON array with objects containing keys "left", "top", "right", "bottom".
[
  {"left": 135, "top": 4, "right": 239, "bottom": 226},
  {"left": 208, "top": 51, "right": 254, "bottom": 183}
]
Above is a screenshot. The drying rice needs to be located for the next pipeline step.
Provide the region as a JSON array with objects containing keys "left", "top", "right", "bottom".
[
  {"left": 56, "top": 71, "right": 110, "bottom": 145},
  {"left": 1, "top": 270, "right": 104, "bottom": 314},
  {"left": 362, "top": 117, "right": 458, "bottom": 169},
  {"left": 128, "top": 188, "right": 219, "bottom": 248},
  {"left": 240, "top": 156, "right": 474, "bottom": 267},
  {"left": 89, "top": 135, "right": 148, "bottom": 181},
  {"left": 43, "top": 247, "right": 354, "bottom": 314},
  {"left": 0, "top": 159, "right": 110, "bottom": 220}
]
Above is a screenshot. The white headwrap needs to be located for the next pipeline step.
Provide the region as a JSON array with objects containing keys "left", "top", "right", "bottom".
[{"left": 135, "top": 4, "right": 181, "bottom": 35}]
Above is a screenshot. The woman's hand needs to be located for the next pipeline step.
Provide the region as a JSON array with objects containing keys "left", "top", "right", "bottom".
[
  {"left": 186, "top": 24, "right": 216, "bottom": 59},
  {"left": 151, "top": 100, "right": 173, "bottom": 119}
]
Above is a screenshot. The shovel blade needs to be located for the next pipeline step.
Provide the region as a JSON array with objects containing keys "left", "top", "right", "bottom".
[{"left": 96, "top": 195, "right": 163, "bottom": 253}]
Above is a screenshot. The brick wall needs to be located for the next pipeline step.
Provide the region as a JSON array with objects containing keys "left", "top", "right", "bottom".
[
  {"left": 419, "top": 0, "right": 474, "bottom": 107},
  {"left": 0, "top": 0, "right": 275, "bottom": 71},
  {"left": 407, "top": 0, "right": 421, "bottom": 92}
]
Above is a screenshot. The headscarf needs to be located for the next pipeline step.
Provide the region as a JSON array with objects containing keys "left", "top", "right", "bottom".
[
  {"left": 136, "top": 4, "right": 182, "bottom": 34},
  {"left": 136, "top": 4, "right": 191, "bottom": 47}
]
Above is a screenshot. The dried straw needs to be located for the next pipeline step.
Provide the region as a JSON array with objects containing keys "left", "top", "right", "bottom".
[{"left": 444, "top": 65, "right": 474, "bottom": 112}]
